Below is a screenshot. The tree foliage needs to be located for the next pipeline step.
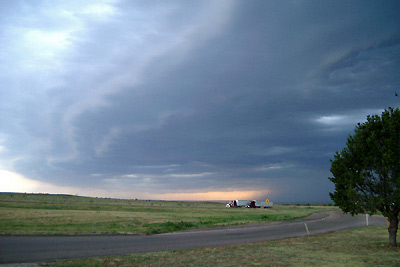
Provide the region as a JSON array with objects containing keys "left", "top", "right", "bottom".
[{"left": 329, "top": 107, "right": 400, "bottom": 246}]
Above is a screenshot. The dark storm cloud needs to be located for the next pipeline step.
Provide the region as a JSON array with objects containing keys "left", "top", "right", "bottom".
[{"left": 1, "top": 0, "right": 400, "bottom": 201}]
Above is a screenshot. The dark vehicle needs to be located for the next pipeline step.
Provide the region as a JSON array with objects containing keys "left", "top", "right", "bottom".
[{"left": 246, "top": 200, "right": 258, "bottom": 208}]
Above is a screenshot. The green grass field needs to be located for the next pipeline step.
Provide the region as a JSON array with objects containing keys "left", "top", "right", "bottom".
[
  {"left": 0, "top": 193, "right": 336, "bottom": 235},
  {"left": 46, "top": 226, "right": 399, "bottom": 266},
  {"left": 2, "top": 193, "right": 397, "bottom": 266}
]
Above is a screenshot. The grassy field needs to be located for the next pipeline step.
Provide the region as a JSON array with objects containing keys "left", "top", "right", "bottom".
[
  {"left": 0, "top": 193, "right": 336, "bottom": 235},
  {"left": 2, "top": 193, "right": 397, "bottom": 266},
  {"left": 46, "top": 226, "right": 399, "bottom": 266}
]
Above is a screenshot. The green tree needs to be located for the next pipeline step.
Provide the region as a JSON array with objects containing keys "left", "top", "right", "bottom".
[{"left": 329, "top": 107, "right": 400, "bottom": 246}]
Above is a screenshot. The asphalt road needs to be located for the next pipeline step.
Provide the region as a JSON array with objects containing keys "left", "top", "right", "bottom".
[{"left": 0, "top": 211, "right": 387, "bottom": 264}]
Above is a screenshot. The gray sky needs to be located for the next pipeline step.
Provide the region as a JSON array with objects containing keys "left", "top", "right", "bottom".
[{"left": 1, "top": 0, "right": 400, "bottom": 202}]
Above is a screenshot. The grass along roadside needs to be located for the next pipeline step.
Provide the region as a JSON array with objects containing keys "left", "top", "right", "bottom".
[
  {"left": 0, "top": 193, "right": 337, "bottom": 235},
  {"left": 46, "top": 226, "right": 400, "bottom": 266}
]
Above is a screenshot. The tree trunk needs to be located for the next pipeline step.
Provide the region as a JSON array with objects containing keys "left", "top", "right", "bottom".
[{"left": 388, "top": 216, "right": 399, "bottom": 246}]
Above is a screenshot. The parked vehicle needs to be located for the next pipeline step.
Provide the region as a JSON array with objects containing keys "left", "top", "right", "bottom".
[
  {"left": 226, "top": 199, "right": 273, "bottom": 208},
  {"left": 246, "top": 200, "right": 257, "bottom": 208},
  {"left": 226, "top": 200, "right": 248, "bottom": 208}
]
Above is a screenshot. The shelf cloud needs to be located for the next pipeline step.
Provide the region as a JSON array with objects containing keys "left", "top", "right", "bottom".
[{"left": 1, "top": 0, "right": 399, "bottom": 202}]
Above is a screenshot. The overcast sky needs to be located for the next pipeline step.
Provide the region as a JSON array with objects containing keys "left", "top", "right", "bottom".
[{"left": 1, "top": 0, "right": 400, "bottom": 202}]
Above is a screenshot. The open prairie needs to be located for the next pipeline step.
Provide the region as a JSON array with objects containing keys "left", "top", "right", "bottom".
[{"left": 0, "top": 193, "right": 336, "bottom": 235}]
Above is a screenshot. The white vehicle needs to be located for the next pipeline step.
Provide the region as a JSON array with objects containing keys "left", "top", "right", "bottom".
[
  {"left": 262, "top": 200, "right": 274, "bottom": 208},
  {"left": 226, "top": 200, "right": 248, "bottom": 208}
]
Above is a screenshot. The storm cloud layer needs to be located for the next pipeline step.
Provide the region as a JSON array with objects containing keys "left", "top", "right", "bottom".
[{"left": 1, "top": 0, "right": 400, "bottom": 202}]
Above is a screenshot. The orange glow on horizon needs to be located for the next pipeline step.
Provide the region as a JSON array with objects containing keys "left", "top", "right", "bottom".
[{"left": 155, "top": 190, "right": 270, "bottom": 201}]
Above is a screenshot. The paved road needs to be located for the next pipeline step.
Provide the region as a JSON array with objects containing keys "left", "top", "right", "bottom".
[{"left": 0, "top": 211, "right": 386, "bottom": 264}]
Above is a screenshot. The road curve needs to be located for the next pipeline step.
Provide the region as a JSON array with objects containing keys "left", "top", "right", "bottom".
[{"left": 0, "top": 211, "right": 386, "bottom": 264}]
